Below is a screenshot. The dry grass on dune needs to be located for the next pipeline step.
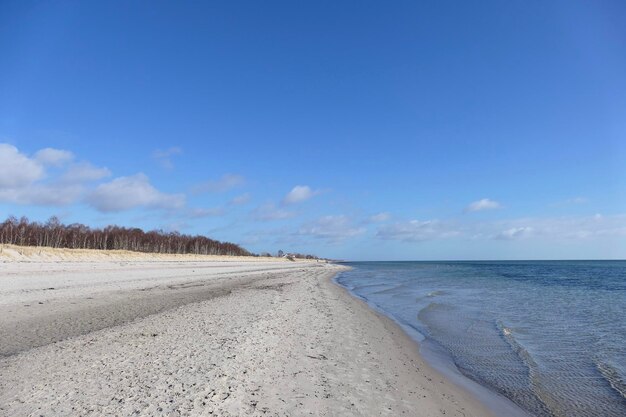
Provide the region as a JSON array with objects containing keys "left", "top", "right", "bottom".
[{"left": 0, "top": 244, "right": 295, "bottom": 263}]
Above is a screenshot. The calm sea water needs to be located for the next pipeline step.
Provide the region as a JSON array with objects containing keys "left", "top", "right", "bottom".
[{"left": 336, "top": 261, "right": 626, "bottom": 417}]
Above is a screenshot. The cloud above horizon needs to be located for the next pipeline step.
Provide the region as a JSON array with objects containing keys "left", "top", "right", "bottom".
[
  {"left": 465, "top": 198, "right": 502, "bottom": 212},
  {"left": 367, "top": 212, "right": 391, "bottom": 223},
  {"left": 551, "top": 197, "right": 589, "bottom": 207},
  {"left": 87, "top": 173, "right": 185, "bottom": 212},
  {"left": 377, "top": 219, "right": 460, "bottom": 242},
  {"left": 251, "top": 203, "right": 295, "bottom": 221},
  {"left": 0, "top": 144, "right": 46, "bottom": 189},
  {"left": 376, "top": 214, "right": 626, "bottom": 243},
  {"left": 152, "top": 147, "right": 182, "bottom": 170},
  {"left": 192, "top": 174, "right": 245, "bottom": 194},
  {"left": 495, "top": 227, "right": 534, "bottom": 240},
  {"left": 297, "top": 215, "right": 365, "bottom": 243},
  {"left": 230, "top": 193, "right": 251, "bottom": 205},
  {"left": 34, "top": 148, "right": 74, "bottom": 167},
  {"left": 0, "top": 144, "right": 110, "bottom": 206},
  {"left": 1, "top": 141, "right": 623, "bottom": 259},
  {"left": 0, "top": 183, "right": 84, "bottom": 206},
  {"left": 282, "top": 185, "right": 319, "bottom": 205},
  {"left": 189, "top": 206, "right": 225, "bottom": 218},
  {"left": 61, "top": 162, "right": 111, "bottom": 183}
]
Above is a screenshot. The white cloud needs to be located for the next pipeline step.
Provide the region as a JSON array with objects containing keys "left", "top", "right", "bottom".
[
  {"left": 252, "top": 203, "right": 295, "bottom": 221},
  {"left": 192, "top": 174, "right": 245, "bottom": 194},
  {"left": 61, "top": 162, "right": 111, "bottom": 183},
  {"left": 87, "top": 173, "right": 185, "bottom": 212},
  {"left": 465, "top": 198, "right": 502, "bottom": 212},
  {"left": 162, "top": 221, "right": 191, "bottom": 232},
  {"left": 297, "top": 215, "right": 365, "bottom": 243},
  {"left": 376, "top": 214, "right": 626, "bottom": 243},
  {"left": 230, "top": 193, "right": 251, "bottom": 205},
  {"left": 565, "top": 197, "right": 588, "bottom": 205},
  {"left": 0, "top": 143, "right": 184, "bottom": 211},
  {"left": 239, "top": 226, "right": 287, "bottom": 243},
  {"left": 0, "top": 144, "right": 45, "bottom": 188},
  {"left": 367, "top": 212, "right": 391, "bottom": 223},
  {"left": 152, "top": 147, "right": 182, "bottom": 170},
  {"left": 551, "top": 196, "right": 588, "bottom": 207},
  {"left": 490, "top": 214, "right": 626, "bottom": 241},
  {"left": 0, "top": 184, "right": 84, "bottom": 206},
  {"left": 377, "top": 219, "right": 461, "bottom": 242},
  {"left": 495, "top": 227, "right": 534, "bottom": 240},
  {"left": 238, "top": 234, "right": 262, "bottom": 245},
  {"left": 0, "top": 144, "right": 83, "bottom": 205},
  {"left": 0, "top": 144, "right": 117, "bottom": 206},
  {"left": 189, "top": 207, "right": 225, "bottom": 218},
  {"left": 34, "top": 148, "right": 74, "bottom": 167},
  {"left": 282, "top": 185, "right": 319, "bottom": 205}
]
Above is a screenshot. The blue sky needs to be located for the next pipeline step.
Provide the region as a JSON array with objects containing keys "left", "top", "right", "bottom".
[{"left": 1, "top": 1, "right": 625, "bottom": 260}]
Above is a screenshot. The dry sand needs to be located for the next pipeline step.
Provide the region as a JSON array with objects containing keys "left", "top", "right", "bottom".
[{"left": 0, "top": 247, "right": 497, "bottom": 416}]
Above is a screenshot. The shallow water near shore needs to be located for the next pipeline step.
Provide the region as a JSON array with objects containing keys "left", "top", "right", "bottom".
[{"left": 336, "top": 261, "right": 626, "bottom": 417}]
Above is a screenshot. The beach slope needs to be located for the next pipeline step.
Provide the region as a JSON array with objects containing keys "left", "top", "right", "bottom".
[{"left": 0, "top": 248, "right": 493, "bottom": 416}]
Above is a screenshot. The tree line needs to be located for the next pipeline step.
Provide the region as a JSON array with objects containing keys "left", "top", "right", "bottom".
[{"left": 0, "top": 216, "right": 251, "bottom": 256}]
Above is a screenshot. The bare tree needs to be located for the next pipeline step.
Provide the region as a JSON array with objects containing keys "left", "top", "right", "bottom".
[{"left": 0, "top": 216, "right": 252, "bottom": 257}]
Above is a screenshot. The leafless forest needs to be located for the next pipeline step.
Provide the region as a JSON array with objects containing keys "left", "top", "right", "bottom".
[{"left": 0, "top": 216, "right": 251, "bottom": 256}]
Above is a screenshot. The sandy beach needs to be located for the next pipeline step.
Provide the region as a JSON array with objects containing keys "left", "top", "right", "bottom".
[{"left": 1, "top": 246, "right": 494, "bottom": 416}]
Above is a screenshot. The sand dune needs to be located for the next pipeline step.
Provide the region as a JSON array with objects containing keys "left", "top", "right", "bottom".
[{"left": 0, "top": 244, "right": 301, "bottom": 263}]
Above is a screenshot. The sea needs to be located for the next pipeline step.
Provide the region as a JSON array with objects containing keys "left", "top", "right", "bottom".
[{"left": 336, "top": 261, "right": 626, "bottom": 417}]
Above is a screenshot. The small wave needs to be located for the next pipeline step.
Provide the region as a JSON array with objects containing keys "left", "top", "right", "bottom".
[
  {"left": 594, "top": 359, "right": 626, "bottom": 401},
  {"left": 496, "top": 320, "right": 556, "bottom": 417},
  {"left": 496, "top": 320, "right": 535, "bottom": 367},
  {"left": 417, "top": 302, "right": 454, "bottom": 318},
  {"left": 415, "top": 290, "right": 447, "bottom": 303},
  {"left": 371, "top": 286, "right": 408, "bottom": 296},
  {"left": 351, "top": 282, "right": 393, "bottom": 292}
]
